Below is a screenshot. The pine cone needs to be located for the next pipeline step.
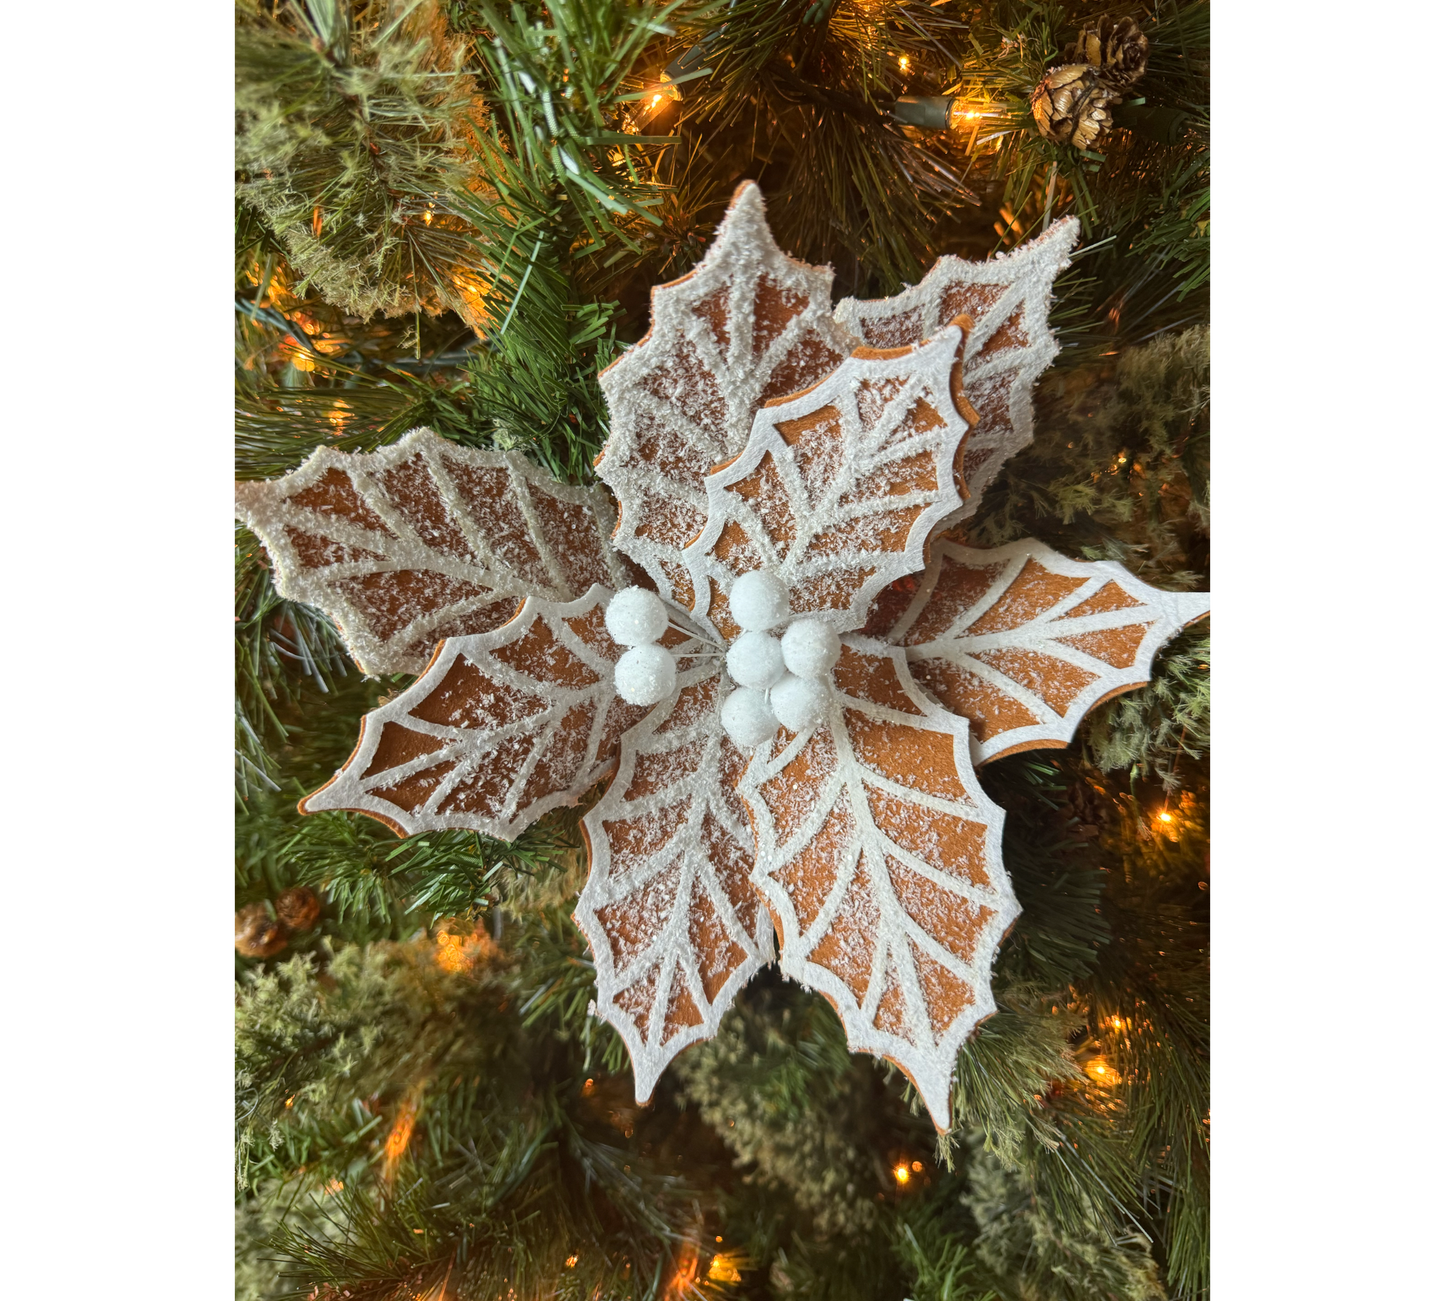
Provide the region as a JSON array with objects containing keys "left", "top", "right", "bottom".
[
  {"left": 1030, "top": 65, "right": 1120, "bottom": 149},
  {"left": 1066, "top": 16, "right": 1149, "bottom": 88},
  {"left": 275, "top": 885, "right": 321, "bottom": 932},
  {"left": 235, "top": 902, "right": 288, "bottom": 958}
]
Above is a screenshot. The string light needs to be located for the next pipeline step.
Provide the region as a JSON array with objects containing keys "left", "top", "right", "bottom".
[
  {"left": 666, "top": 1244, "right": 700, "bottom": 1298},
  {"left": 327, "top": 400, "right": 351, "bottom": 433},
  {"left": 708, "top": 1253, "right": 743, "bottom": 1283},
  {"left": 637, "top": 74, "right": 681, "bottom": 124},
  {"left": 898, "top": 55, "right": 910, "bottom": 72},
  {"left": 1109, "top": 1015, "right": 1126, "bottom": 1031},
  {"left": 893, "top": 1163, "right": 911, "bottom": 1185},
  {"left": 564, "top": 1256, "right": 578, "bottom": 1269},
  {"left": 1084, "top": 1058, "right": 1122, "bottom": 1087},
  {"left": 434, "top": 922, "right": 494, "bottom": 973},
  {"left": 383, "top": 1097, "right": 419, "bottom": 1174},
  {"left": 283, "top": 336, "right": 317, "bottom": 372},
  {"left": 946, "top": 98, "right": 1001, "bottom": 135},
  {"left": 911, "top": 1161, "right": 923, "bottom": 1173}
]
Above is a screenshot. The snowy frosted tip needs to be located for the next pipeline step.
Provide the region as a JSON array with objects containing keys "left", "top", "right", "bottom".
[
  {"left": 727, "top": 630, "right": 786, "bottom": 692},
  {"left": 605, "top": 586, "right": 669, "bottom": 646},
  {"left": 614, "top": 644, "right": 677, "bottom": 705},
  {"left": 780, "top": 619, "right": 841, "bottom": 679},
  {"left": 730, "top": 570, "right": 789, "bottom": 631},
  {"left": 720, "top": 687, "right": 779, "bottom": 749}
]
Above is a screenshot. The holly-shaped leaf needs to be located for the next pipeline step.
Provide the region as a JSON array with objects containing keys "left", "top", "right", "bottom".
[
  {"left": 874, "top": 538, "right": 1210, "bottom": 764},
  {"left": 595, "top": 181, "right": 856, "bottom": 611},
  {"left": 236, "top": 427, "right": 629, "bottom": 675},
  {"left": 742, "top": 640, "right": 1015, "bottom": 1131},
  {"left": 302, "top": 587, "right": 649, "bottom": 841},
  {"left": 575, "top": 661, "right": 774, "bottom": 1103},
  {"left": 683, "top": 322, "right": 978, "bottom": 638},
  {"left": 834, "top": 218, "right": 1079, "bottom": 522}
]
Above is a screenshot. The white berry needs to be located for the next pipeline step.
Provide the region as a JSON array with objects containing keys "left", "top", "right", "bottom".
[
  {"left": 729, "top": 570, "right": 789, "bottom": 631},
  {"left": 720, "top": 687, "right": 779, "bottom": 749},
  {"left": 770, "top": 672, "right": 831, "bottom": 734},
  {"left": 780, "top": 618, "right": 841, "bottom": 679},
  {"left": 613, "top": 644, "right": 677, "bottom": 705},
  {"left": 605, "top": 586, "right": 669, "bottom": 646},
  {"left": 726, "top": 631, "right": 785, "bottom": 692}
]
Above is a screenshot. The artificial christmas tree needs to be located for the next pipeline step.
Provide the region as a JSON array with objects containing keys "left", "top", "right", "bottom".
[{"left": 236, "top": 2, "right": 1209, "bottom": 1297}]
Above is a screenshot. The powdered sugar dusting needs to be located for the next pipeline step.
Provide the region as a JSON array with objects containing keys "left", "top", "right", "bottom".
[
  {"left": 595, "top": 182, "right": 854, "bottom": 608},
  {"left": 301, "top": 585, "right": 638, "bottom": 841},
  {"left": 236, "top": 428, "right": 628, "bottom": 675},
  {"left": 834, "top": 218, "right": 1080, "bottom": 526}
]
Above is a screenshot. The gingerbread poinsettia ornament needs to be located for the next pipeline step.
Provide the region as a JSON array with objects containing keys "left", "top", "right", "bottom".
[{"left": 236, "top": 182, "right": 1207, "bottom": 1130}]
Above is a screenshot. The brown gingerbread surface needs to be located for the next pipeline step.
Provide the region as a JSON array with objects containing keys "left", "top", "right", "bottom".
[
  {"left": 237, "top": 427, "right": 628, "bottom": 675},
  {"left": 302, "top": 586, "right": 654, "bottom": 841},
  {"left": 595, "top": 181, "right": 856, "bottom": 611},
  {"left": 741, "top": 639, "right": 1017, "bottom": 1130}
]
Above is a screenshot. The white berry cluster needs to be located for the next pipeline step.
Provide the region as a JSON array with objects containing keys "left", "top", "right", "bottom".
[
  {"left": 604, "top": 573, "right": 841, "bottom": 749},
  {"left": 718, "top": 571, "right": 840, "bottom": 750}
]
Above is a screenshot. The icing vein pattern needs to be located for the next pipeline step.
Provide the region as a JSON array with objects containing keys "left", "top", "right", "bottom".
[
  {"left": 302, "top": 587, "right": 648, "bottom": 841},
  {"left": 236, "top": 427, "right": 626, "bottom": 675},
  {"left": 595, "top": 182, "right": 854, "bottom": 609},
  {"left": 743, "top": 641, "right": 1015, "bottom": 1130},
  {"left": 879, "top": 538, "right": 1210, "bottom": 764}
]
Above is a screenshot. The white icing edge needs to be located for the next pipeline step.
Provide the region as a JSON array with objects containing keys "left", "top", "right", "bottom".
[
  {"left": 742, "top": 639, "right": 1017, "bottom": 1130},
  {"left": 235, "top": 427, "right": 627, "bottom": 675},
  {"left": 302, "top": 585, "right": 626, "bottom": 841},
  {"left": 886, "top": 537, "right": 1210, "bottom": 765}
]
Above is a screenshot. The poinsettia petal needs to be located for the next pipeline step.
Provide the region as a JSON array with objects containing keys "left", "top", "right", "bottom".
[
  {"left": 595, "top": 182, "right": 855, "bottom": 610},
  {"left": 575, "top": 662, "right": 773, "bottom": 1103},
  {"left": 236, "top": 427, "right": 629, "bottom": 675},
  {"left": 873, "top": 538, "right": 1210, "bottom": 764},
  {"left": 834, "top": 218, "right": 1079, "bottom": 526},
  {"left": 302, "top": 586, "right": 647, "bottom": 841},
  {"left": 684, "top": 324, "right": 978, "bottom": 638},
  {"left": 741, "top": 638, "right": 1015, "bottom": 1131}
]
